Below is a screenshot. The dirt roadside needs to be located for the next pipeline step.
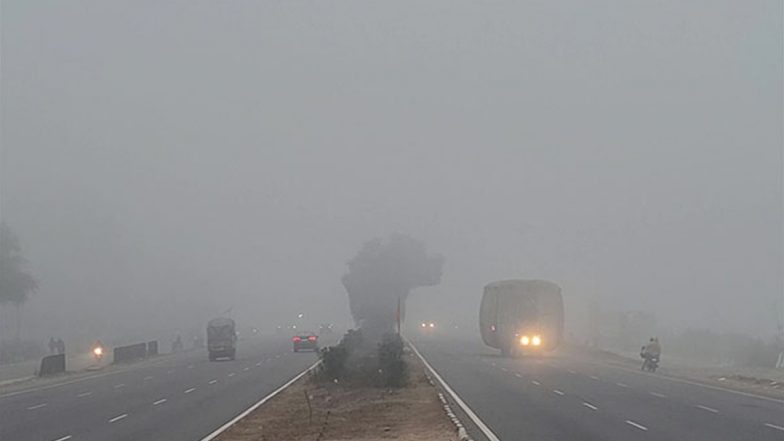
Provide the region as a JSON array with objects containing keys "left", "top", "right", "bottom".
[{"left": 216, "top": 352, "right": 458, "bottom": 441}]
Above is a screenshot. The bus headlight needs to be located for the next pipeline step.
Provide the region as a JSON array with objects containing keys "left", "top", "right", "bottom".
[
  {"left": 520, "top": 335, "right": 530, "bottom": 346},
  {"left": 532, "top": 335, "right": 542, "bottom": 346}
]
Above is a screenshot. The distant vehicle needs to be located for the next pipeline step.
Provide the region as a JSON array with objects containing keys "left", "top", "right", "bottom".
[
  {"left": 292, "top": 332, "right": 319, "bottom": 352},
  {"left": 480, "top": 279, "right": 564, "bottom": 356},
  {"left": 319, "top": 323, "right": 334, "bottom": 335},
  {"left": 419, "top": 321, "right": 437, "bottom": 334},
  {"left": 207, "top": 317, "right": 237, "bottom": 361}
]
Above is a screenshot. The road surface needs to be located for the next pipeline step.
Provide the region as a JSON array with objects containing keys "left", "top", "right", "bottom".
[
  {"left": 0, "top": 336, "right": 320, "bottom": 441},
  {"left": 413, "top": 336, "right": 784, "bottom": 441}
]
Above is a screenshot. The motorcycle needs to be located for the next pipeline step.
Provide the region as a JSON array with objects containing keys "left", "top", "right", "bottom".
[
  {"left": 92, "top": 345, "right": 104, "bottom": 362},
  {"left": 640, "top": 346, "right": 659, "bottom": 372}
]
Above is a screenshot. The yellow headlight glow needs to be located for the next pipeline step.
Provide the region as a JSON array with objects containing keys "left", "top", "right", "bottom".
[
  {"left": 532, "top": 335, "right": 542, "bottom": 346},
  {"left": 520, "top": 335, "right": 530, "bottom": 346}
]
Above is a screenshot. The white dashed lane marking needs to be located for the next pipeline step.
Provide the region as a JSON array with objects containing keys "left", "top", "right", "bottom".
[
  {"left": 625, "top": 420, "right": 648, "bottom": 431},
  {"left": 531, "top": 380, "right": 541, "bottom": 386},
  {"left": 500, "top": 367, "right": 508, "bottom": 372},
  {"left": 109, "top": 413, "right": 128, "bottom": 423},
  {"left": 514, "top": 373, "right": 522, "bottom": 378},
  {"left": 228, "top": 372, "right": 236, "bottom": 377},
  {"left": 589, "top": 375, "right": 600, "bottom": 380},
  {"left": 616, "top": 382, "right": 629, "bottom": 388},
  {"left": 153, "top": 398, "right": 167, "bottom": 406},
  {"left": 243, "top": 367, "right": 250, "bottom": 371},
  {"left": 27, "top": 403, "right": 48, "bottom": 410},
  {"left": 582, "top": 402, "right": 598, "bottom": 410},
  {"left": 144, "top": 376, "right": 154, "bottom": 381},
  {"left": 184, "top": 387, "right": 196, "bottom": 394},
  {"left": 77, "top": 391, "right": 92, "bottom": 398},
  {"left": 765, "top": 423, "right": 784, "bottom": 432},
  {"left": 553, "top": 390, "right": 565, "bottom": 396},
  {"left": 255, "top": 361, "right": 262, "bottom": 366},
  {"left": 649, "top": 392, "right": 667, "bottom": 398},
  {"left": 208, "top": 379, "right": 218, "bottom": 385},
  {"left": 114, "top": 383, "right": 125, "bottom": 389},
  {"left": 695, "top": 404, "right": 719, "bottom": 414},
  {"left": 52, "top": 436, "right": 72, "bottom": 441}
]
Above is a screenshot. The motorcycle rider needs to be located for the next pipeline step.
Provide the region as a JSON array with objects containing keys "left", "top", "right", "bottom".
[{"left": 641, "top": 337, "right": 661, "bottom": 370}]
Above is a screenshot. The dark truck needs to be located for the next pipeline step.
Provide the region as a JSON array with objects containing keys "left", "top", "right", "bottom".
[
  {"left": 479, "top": 279, "right": 564, "bottom": 356},
  {"left": 207, "top": 317, "right": 237, "bottom": 361}
]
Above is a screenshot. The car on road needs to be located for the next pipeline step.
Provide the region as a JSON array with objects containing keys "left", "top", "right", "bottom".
[
  {"left": 292, "top": 333, "right": 319, "bottom": 352},
  {"left": 419, "top": 321, "right": 437, "bottom": 334}
]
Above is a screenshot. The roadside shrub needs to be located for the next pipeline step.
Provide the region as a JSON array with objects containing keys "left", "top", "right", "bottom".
[
  {"left": 378, "top": 333, "right": 407, "bottom": 388},
  {"left": 314, "top": 329, "right": 408, "bottom": 388},
  {"left": 315, "top": 329, "right": 363, "bottom": 383}
]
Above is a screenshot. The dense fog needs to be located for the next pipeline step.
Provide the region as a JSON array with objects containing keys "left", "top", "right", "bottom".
[{"left": 0, "top": 1, "right": 781, "bottom": 352}]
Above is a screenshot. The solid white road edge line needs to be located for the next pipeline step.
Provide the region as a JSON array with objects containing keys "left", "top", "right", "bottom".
[
  {"left": 198, "top": 360, "right": 320, "bottom": 441},
  {"left": 576, "top": 357, "right": 784, "bottom": 405},
  {"left": 407, "top": 339, "right": 502, "bottom": 441}
]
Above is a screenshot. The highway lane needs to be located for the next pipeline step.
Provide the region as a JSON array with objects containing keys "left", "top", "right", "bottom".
[
  {"left": 413, "top": 336, "right": 784, "bottom": 441},
  {"left": 0, "top": 336, "right": 321, "bottom": 441}
]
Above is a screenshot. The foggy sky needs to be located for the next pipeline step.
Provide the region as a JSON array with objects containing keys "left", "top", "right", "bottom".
[{"left": 1, "top": 1, "right": 781, "bottom": 341}]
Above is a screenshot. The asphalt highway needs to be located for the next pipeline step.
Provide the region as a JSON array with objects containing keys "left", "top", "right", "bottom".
[
  {"left": 413, "top": 336, "right": 784, "bottom": 441},
  {"left": 0, "top": 336, "right": 320, "bottom": 441}
]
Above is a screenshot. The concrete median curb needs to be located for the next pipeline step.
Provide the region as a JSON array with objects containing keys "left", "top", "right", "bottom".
[{"left": 406, "top": 338, "right": 501, "bottom": 441}]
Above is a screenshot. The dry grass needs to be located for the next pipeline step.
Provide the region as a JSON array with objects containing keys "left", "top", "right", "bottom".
[{"left": 217, "top": 353, "right": 458, "bottom": 441}]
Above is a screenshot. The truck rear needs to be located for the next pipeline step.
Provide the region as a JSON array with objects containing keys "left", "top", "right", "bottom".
[
  {"left": 479, "top": 279, "right": 564, "bottom": 356},
  {"left": 207, "top": 317, "right": 237, "bottom": 361}
]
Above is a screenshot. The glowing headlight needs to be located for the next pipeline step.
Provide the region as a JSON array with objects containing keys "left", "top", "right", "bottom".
[
  {"left": 421, "top": 323, "right": 427, "bottom": 328},
  {"left": 532, "top": 335, "right": 542, "bottom": 346},
  {"left": 520, "top": 335, "right": 530, "bottom": 346},
  {"left": 429, "top": 323, "right": 435, "bottom": 328},
  {"left": 93, "top": 347, "right": 103, "bottom": 355}
]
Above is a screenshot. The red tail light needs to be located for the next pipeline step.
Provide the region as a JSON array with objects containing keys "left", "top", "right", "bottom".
[
  {"left": 308, "top": 336, "right": 317, "bottom": 342},
  {"left": 292, "top": 337, "right": 301, "bottom": 342}
]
